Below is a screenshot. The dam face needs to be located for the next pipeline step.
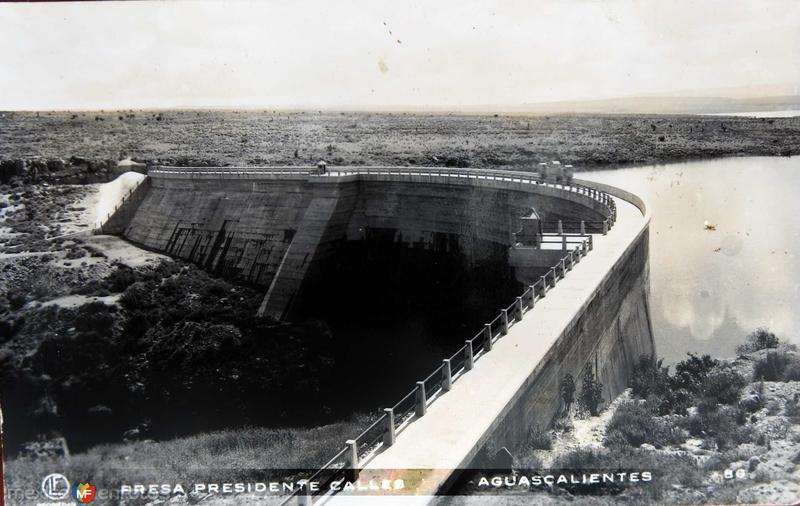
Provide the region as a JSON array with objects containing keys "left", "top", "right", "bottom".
[
  {"left": 122, "top": 167, "right": 608, "bottom": 320},
  {"left": 108, "top": 166, "right": 654, "bottom": 502}
]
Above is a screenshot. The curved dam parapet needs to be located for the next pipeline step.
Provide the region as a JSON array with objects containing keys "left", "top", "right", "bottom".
[{"left": 122, "top": 166, "right": 614, "bottom": 320}]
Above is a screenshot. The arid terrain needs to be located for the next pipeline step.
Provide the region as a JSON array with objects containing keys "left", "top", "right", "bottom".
[{"left": 1, "top": 111, "right": 799, "bottom": 174}]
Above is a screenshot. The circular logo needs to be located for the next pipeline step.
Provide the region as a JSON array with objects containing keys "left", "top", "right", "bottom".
[{"left": 41, "top": 473, "right": 71, "bottom": 500}]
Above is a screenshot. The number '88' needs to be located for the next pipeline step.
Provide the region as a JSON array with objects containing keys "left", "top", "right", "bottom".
[{"left": 724, "top": 468, "right": 748, "bottom": 479}]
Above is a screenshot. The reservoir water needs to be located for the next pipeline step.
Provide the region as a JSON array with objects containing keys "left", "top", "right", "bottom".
[{"left": 581, "top": 156, "right": 800, "bottom": 363}]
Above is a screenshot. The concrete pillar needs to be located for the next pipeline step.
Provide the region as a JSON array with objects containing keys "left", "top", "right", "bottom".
[
  {"left": 551, "top": 268, "right": 558, "bottom": 287},
  {"left": 484, "top": 323, "right": 493, "bottom": 351},
  {"left": 345, "top": 439, "right": 359, "bottom": 481},
  {"left": 557, "top": 219, "right": 563, "bottom": 234},
  {"left": 383, "top": 408, "right": 396, "bottom": 447},
  {"left": 500, "top": 309, "right": 509, "bottom": 335},
  {"left": 540, "top": 275, "right": 548, "bottom": 296},
  {"left": 580, "top": 220, "right": 586, "bottom": 235},
  {"left": 464, "top": 340, "right": 474, "bottom": 370},
  {"left": 567, "top": 252, "right": 573, "bottom": 271},
  {"left": 515, "top": 297, "right": 524, "bottom": 321},
  {"left": 561, "top": 258, "right": 567, "bottom": 275},
  {"left": 562, "top": 235, "right": 567, "bottom": 251},
  {"left": 442, "top": 359, "right": 452, "bottom": 391},
  {"left": 603, "top": 220, "right": 608, "bottom": 235},
  {"left": 415, "top": 382, "right": 427, "bottom": 417},
  {"left": 527, "top": 286, "right": 536, "bottom": 308}
]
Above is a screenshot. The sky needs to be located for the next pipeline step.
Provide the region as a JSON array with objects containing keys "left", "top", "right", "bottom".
[{"left": 1, "top": 0, "right": 799, "bottom": 110}]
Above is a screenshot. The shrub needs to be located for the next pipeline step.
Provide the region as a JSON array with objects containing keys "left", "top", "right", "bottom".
[
  {"left": 525, "top": 424, "right": 552, "bottom": 450},
  {"left": 702, "top": 367, "right": 747, "bottom": 406},
  {"left": 786, "top": 394, "right": 800, "bottom": 420},
  {"left": 119, "top": 281, "right": 154, "bottom": 310},
  {"left": 605, "top": 400, "right": 685, "bottom": 448},
  {"left": 753, "top": 351, "right": 793, "bottom": 381},
  {"left": 579, "top": 369, "right": 603, "bottom": 416},
  {"left": 630, "top": 354, "right": 670, "bottom": 398},
  {"left": 106, "top": 265, "right": 138, "bottom": 293},
  {"left": 560, "top": 374, "right": 575, "bottom": 414},
  {"left": 671, "top": 353, "right": 718, "bottom": 395},
  {"left": 687, "top": 405, "right": 749, "bottom": 450},
  {"left": 737, "top": 327, "right": 779, "bottom": 355}
]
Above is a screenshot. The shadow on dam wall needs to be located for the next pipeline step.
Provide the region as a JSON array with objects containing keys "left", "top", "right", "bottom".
[
  {"left": 112, "top": 171, "right": 609, "bottom": 432},
  {"left": 301, "top": 231, "right": 526, "bottom": 410}
]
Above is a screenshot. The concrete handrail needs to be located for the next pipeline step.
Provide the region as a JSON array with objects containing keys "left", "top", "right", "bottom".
[
  {"left": 281, "top": 234, "right": 596, "bottom": 505},
  {"left": 150, "top": 165, "right": 617, "bottom": 225},
  {"left": 93, "top": 176, "right": 149, "bottom": 234}
]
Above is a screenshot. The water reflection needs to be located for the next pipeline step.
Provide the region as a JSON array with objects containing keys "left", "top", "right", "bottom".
[{"left": 581, "top": 156, "right": 800, "bottom": 362}]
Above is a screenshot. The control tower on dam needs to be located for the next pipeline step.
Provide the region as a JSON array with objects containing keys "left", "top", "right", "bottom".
[{"left": 99, "top": 164, "right": 654, "bottom": 503}]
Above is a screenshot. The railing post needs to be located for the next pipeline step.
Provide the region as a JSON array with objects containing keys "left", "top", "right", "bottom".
[
  {"left": 500, "top": 309, "right": 509, "bottom": 335},
  {"left": 415, "top": 382, "right": 427, "bottom": 417},
  {"left": 551, "top": 268, "right": 558, "bottom": 287},
  {"left": 562, "top": 234, "right": 567, "bottom": 251},
  {"left": 442, "top": 359, "right": 452, "bottom": 391},
  {"left": 484, "top": 323, "right": 493, "bottom": 351},
  {"left": 567, "top": 252, "right": 573, "bottom": 271},
  {"left": 515, "top": 297, "right": 524, "bottom": 321},
  {"left": 465, "top": 340, "right": 474, "bottom": 370},
  {"left": 383, "top": 408, "right": 396, "bottom": 447},
  {"left": 527, "top": 286, "right": 536, "bottom": 308},
  {"left": 561, "top": 258, "right": 567, "bottom": 275},
  {"left": 557, "top": 219, "right": 563, "bottom": 235},
  {"left": 296, "top": 480, "right": 312, "bottom": 506},
  {"left": 539, "top": 276, "right": 548, "bottom": 296},
  {"left": 345, "top": 439, "right": 359, "bottom": 481},
  {"left": 580, "top": 220, "right": 586, "bottom": 235},
  {"left": 603, "top": 220, "right": 608, "bottom": 235}
]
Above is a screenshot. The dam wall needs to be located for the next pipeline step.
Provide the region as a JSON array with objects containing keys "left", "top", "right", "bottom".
[
  {"left": 476, "top": 226, "right": 653, "bottom": 464},
  {"left": 123, "top": 168, "right": 609, "bottom": 319}
]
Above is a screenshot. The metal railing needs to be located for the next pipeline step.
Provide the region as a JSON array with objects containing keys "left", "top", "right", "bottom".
[{"left": 280, "top": 232, "right": 598, "bottom": 506}]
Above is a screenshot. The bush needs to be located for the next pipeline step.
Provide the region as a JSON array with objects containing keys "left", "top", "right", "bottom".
[
  {"left": 578, "top": 369, "right": 603, "bottom": 416},
  {"left": 106, "top": 265, "right": 138, "bottom": 293},
  {"left": 671, "top": 353, "right": 718, "bottom": 395},
  {"left": 560, "top": 374, "right": 575, "bottom": 414},
  {"left": 525, "top": 424, "right": 552, "bottom": 450},
  {"left": 753, "top": 351, "right": 800, "bottom": 381},
  {"left": 605, "top": 400, "right": 685, "bottom": 448},
  {"left": 686, "top": 405, "right": 749, "bottom": 450},
  {"left": 737, "top": 327, "right": 779, "bottom": 355},
  {"left": 702, "top": 367, "right": 747, "bottom": 406},
  {"left": 631, "top": 354, "right": 670, "bottom": 398}
]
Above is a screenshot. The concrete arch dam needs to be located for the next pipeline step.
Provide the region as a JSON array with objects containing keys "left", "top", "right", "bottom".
[
  {"left": 105, "top": 166, "right": 654, "bottom": 502},
  {"left": 119, "top": 166, "right": 614, "bottom": 321}
]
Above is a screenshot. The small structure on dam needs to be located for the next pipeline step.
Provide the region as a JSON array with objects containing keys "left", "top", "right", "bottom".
[{"left": 96, "top": 165, "right": 654, "bottom": 504}]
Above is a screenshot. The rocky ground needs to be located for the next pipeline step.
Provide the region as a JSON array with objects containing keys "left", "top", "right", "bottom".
[
  {"left": 1, "top": 112, "right": 799, "bottom": 179},
  {"left": 451, "top": 345, "right": 800, "bottom": 505}
]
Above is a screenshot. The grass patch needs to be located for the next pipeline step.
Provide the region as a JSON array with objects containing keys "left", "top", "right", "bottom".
[{"left": 6, "top": 415, "right": 373, "bottom": 504}]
